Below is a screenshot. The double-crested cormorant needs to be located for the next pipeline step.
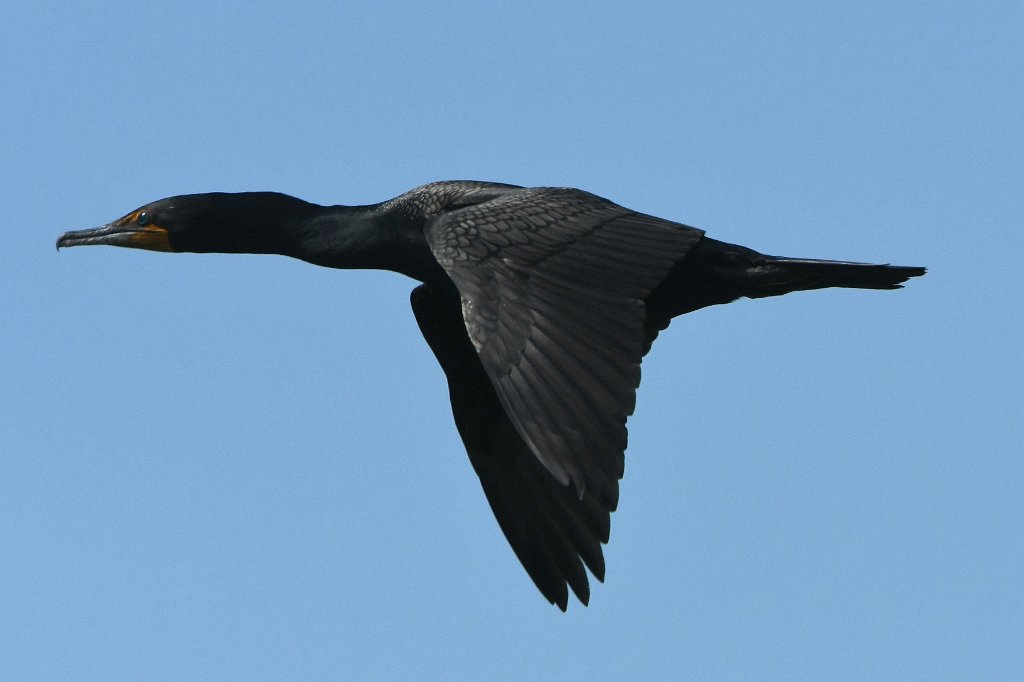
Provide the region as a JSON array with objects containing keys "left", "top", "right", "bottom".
[{"left": 57, "top": 180, "right": 925, "bottom": 610}]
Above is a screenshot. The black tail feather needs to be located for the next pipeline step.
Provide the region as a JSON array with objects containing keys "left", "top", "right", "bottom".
[
  {"left": 644, "top": 237, "right": 926, "bottom": 334},
  {"left": 747, "top": 257, "right": 927, "bottom": 298}
]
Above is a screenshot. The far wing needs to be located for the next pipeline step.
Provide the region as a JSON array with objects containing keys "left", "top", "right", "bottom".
[{"left": 426, "top": 188, "right": 703, "bottom": 504}]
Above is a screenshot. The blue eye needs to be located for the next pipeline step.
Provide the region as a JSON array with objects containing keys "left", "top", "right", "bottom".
[{"left": 137, "top": 212, "right": 150, "bottom": 226}]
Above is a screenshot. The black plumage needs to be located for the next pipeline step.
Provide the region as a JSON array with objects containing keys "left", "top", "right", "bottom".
[{"left": 57, "top": 180, "right": 925, "bottom": 610}]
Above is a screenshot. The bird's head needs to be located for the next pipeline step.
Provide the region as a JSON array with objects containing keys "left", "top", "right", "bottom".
[{"left": 57, "top": 192, "right": 317, "bottom": 255}]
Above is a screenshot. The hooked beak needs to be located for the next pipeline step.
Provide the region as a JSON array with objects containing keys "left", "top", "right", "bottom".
[{"left": 56, "top": 223, "right": 172, "bottom": 252}]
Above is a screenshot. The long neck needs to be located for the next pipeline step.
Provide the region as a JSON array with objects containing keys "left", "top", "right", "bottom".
[{"left": 286, "top": 204, "right": 444, "bottom": 283}]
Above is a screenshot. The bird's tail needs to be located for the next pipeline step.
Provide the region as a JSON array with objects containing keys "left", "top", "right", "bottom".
[
  {"left": 744, "top": 256, "right": 926, "bottom": 299},
  {"left": 646, "top": 237, "right": 925, "bottom": 322}
]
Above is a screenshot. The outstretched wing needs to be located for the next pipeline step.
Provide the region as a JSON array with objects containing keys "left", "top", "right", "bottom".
[
  {"left": 425, "top": 188, "right": 704, "bottom": 505},
  {"left": 411, "top": 283, "right": 610, "bottom": 610}
]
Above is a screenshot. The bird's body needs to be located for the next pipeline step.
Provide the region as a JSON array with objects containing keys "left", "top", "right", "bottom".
[{"left": 57, "top": 180, "right": 925, "bottom": 609}]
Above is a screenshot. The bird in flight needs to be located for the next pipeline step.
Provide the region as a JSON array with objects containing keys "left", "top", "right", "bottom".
[{"left": 57, "top": 181, "right": 924, "bottom": 610}]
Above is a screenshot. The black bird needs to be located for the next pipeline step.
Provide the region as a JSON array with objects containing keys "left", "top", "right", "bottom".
[{"left": 57, "top": 181, "right": 925, "bottom": 610}]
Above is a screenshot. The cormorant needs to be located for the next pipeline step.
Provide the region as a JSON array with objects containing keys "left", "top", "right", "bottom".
[{"left": 57, "top": 180, "right": 925, "bottom": 610}]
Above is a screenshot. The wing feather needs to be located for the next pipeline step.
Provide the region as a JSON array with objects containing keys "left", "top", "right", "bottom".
[
  {"left": 410, "top": 283, "right": 613, "bottom": 610},
  {"left": 427, "top": 187, "right": 704, "bottom": 497}
]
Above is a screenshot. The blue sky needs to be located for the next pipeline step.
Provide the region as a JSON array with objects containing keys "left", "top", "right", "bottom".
[{"left": 2, "top": 1, "right": 1021, "bottom": 679}]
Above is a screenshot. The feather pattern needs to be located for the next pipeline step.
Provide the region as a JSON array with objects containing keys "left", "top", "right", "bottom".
[{"left": 426, "top": 187, "right": 704, "bottom": 499}]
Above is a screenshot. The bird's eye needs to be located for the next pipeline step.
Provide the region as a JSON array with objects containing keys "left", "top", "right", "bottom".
[{"left": 137, "top": 212, "right": 150, "bottom": 226}]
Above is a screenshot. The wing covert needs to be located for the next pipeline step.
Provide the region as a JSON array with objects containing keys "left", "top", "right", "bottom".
[{"left": 426, "top": 188, "right": 703, "bottom": 502}]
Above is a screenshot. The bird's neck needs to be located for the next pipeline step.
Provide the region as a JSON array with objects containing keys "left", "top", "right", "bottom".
[{"left": 287, "top": 204, "right": 443, "bottom": 283}]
